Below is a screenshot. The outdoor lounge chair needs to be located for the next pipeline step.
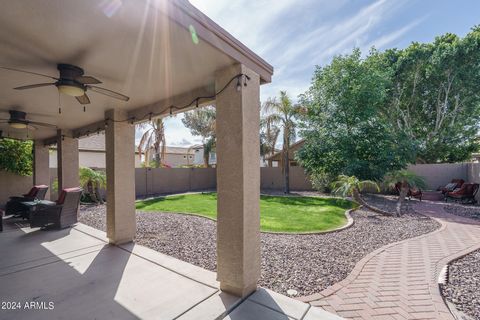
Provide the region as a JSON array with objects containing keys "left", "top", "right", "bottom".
[
  {"left": 438, "top": 179, "right": 465, "bottom": 195},
  {"left": 445, "top": 183, "right": 479, "bottom": 204},
  {"left": 5, "top": 185, "right": 49, "bottom": 218},
  {"left": 30, "top": 187, "right": 82, "bottom": 229},
  {"left": 395, "top": 182, "right": 423, "bottom": 201}
]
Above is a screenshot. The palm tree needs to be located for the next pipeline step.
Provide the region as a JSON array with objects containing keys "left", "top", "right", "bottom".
[
  {"left": 384, "top": 170, "right": 427, "bottom": 216},
  {"left": 79, "top": 167, "right": 106, "bottom": 204},
  {"left": 331, "top": 175, "right": 393, "bottom": 216},
  {"left": 260, "top": 114, "right": 281, "bottom": 163},
  {"left": 263, "top": 91, "right": 299, "bottom": 193},
  {"left": 137, "top": 118, "right": 166, "bottom": 168}
]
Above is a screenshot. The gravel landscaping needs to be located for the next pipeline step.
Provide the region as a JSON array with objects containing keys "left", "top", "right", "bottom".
[
  {"left": 79, "top": 194, "right": 440, "bottom": 297},
  {"left": 444, "top": 203, "right": 480, "bottom": 221},
  {"left": 442, "top": 249, "right": 480, "bottom": 320}
]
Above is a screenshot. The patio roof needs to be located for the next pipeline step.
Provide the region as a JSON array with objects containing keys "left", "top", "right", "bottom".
[{"left": 0, "top": 0, "right": 273, "bottom": 141}]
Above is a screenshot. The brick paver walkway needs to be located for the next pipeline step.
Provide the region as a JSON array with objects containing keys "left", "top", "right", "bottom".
[{"left": 300, "top": 202, "right": 480, "bottom": 320}]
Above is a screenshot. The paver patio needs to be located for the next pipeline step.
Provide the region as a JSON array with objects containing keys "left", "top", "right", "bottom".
[{"left": 300, "top": 201, "right": 480, "bottom": 320}]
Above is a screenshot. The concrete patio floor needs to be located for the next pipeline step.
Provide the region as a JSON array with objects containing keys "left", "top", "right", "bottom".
[{"left": 0, "top": 218, "right": 342, "bottom": 320}]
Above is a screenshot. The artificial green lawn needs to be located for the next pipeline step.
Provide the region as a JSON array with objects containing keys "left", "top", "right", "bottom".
[{"left": 136, "top": 193, "right": 356, "bottom": 233}]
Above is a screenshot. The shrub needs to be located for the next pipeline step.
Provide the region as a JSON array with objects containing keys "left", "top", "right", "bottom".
[{"left": 0, "top": 138, "right": 33, "bottom": 176}]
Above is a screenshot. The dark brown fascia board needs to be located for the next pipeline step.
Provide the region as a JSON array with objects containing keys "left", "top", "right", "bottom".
[{"left": 158, "top": 0, "right": 273, "bottom": 83}]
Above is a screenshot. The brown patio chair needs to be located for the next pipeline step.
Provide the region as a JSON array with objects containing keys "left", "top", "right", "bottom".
[
  {"left": 437, "top": 179, "right": 465, "bottom": 195},
  {"left": 445, "top": 183, "right": 479, "bottom": 204},
  {"left": 395, "top": 182, "right": 422, "bottom": 201},
  {"left": 30, "top": 187, "right": 82, "bottom": 229},
  {"left": 5, "top": 185, "right": 49, "bottom": 218}
]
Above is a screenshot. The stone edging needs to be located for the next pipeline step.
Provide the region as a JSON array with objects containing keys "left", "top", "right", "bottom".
[
  {"left": 297, "top": 215, "right": 448, "bottom": 303},
  {"left": 139, "top": 207, "right": 357, "bottom": 236}
]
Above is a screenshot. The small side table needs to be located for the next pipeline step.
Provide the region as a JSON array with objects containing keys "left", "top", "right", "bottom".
[{"left": 20, "top": 200, "right": 56, "bottom": 220}]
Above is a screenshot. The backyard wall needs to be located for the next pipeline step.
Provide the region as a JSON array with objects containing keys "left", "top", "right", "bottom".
[
  {"left": 0, "top": 170, "right": 33, "bottom": 204},
  {"left": 2, "top": 167, "right": 314, "bottom": 203},
  {"left": 135, "top": 167, "right": 313, "bottom": 197},
  {"left": 260, "top": 166, "right": 313, "bottom": 191},
  {"left": 135, "top": 167, "right": 217, "bottom": 197},
  {"left": 407, "top": 163, "right": 468, "bottom": 190}
]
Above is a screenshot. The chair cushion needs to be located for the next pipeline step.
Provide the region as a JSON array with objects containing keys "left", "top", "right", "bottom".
[
  {"left": 57, "top": 187, "right": 82, "bottom": 205},
  {"left": 25, "top": 187, "right": 38, "bottom": 197},
  {"left": 444, "top": 183, "right": 457, "bottom": 191}
]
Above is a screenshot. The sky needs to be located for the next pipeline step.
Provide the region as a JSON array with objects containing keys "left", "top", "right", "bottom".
[{"left": 138, "top": 0, "right": 480, "bottom": 147}]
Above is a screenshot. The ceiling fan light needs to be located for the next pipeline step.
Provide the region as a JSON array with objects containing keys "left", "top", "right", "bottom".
[
  {"left": 57, "top": 84, "right": 85, "bottom": 97},
  {"left": 9, "top": 121, "right": 27, "bottom": 129}
]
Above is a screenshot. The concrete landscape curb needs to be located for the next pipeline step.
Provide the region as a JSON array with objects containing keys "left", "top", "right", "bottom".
[{"left": 137, "top": 193, "right": 358, "bottom": 235}]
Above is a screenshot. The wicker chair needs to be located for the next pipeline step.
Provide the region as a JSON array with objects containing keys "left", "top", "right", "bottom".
[
  {"left": 445, "top": 183, "right": 479, "bottom": 204},
  {"left": 438, "top": 179, "right": 465, "bottom": 195},
  {"left": 30, "top": 187, "right": 82, "bottom": 229},
  {"left": 5, "top": 185, "right": 49, "bottom": 218}
]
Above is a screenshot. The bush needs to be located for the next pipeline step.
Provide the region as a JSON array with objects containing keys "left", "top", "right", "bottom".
[
  {"left": 0, "top": 138, "right": 33, "bottom": 176},
  {"left": 309, "top": 171, "right": 335, "bottom": 193}
]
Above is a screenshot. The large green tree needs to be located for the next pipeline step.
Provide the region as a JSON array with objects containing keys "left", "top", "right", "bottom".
[
  {"left": 298, "top": 49, "right": 415, "bottom": 180},
  {"left": 182, "top": 106, "right": 216, "bottom": 167},
  {"left": 382, "top": 26, "right": 480, "bottom": 163}
]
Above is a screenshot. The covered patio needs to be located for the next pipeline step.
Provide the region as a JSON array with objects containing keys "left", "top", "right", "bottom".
[
  {"left": 1, "top": 219, "right": 342, "bottom": 319},
  {"left": 0, "top": 0, "right": 341, "bottom": 319}
]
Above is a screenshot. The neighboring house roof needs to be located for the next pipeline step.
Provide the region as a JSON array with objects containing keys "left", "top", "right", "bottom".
[{"left": 265, "top": 139, "right": 305, "bottom": 162}]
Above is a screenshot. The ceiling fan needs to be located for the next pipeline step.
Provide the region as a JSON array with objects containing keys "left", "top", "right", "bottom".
[
  {"left": 0, "top": 110, "right": 57, "bottom": 130},
  {"left": 0, "top": 64, "right": 129, "bottom": 105}
]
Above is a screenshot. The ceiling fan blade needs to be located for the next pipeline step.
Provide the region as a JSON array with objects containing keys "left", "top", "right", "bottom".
[
  {"left": 27, "top": 120, "right": 57, "bottom": 129},
  {"left": 87, "top": 85, "right": 129, "bottom": 101},
  {"left": 75, "top": 75, "right": 102, "bottom": 85},
  {"left": 0, "top": 66, "right": 58, "bottom": 80},
  {"left": 76, "top": 94, "right": 91, "bottom": 105},
  {"left": 14, "top": 83, "right": 55, "bottom": 90}
]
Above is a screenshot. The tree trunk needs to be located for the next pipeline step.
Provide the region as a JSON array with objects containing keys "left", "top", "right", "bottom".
[
  {"left": 86, "top": 181, "right": 99, "bottom": 203},
  {"left": 283, "top": 126, "right": 290, "bottom": 194},
  {"left": 352, "top": 188, "right": 393, "bottom": 216},
  {"left": 203, "top": 147, "right": 209, "bottom": 168},
  {"left": 94, "top": 183, "right": 104, "bottom": 205},
  {"left": 397, "top": 186, "right": 409, "bottom": 217},
  {"left": 283, "top": 148, "right": 290, "bottom": 194}
]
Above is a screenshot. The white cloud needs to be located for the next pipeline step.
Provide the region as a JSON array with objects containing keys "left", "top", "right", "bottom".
[{"left": 161, "top": 0, "right": 424, "bottom": 142}]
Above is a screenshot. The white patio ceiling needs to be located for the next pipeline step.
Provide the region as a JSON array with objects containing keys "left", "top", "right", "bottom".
[{"left": 0, "top": 0, "right": 272, "bottom": 141}]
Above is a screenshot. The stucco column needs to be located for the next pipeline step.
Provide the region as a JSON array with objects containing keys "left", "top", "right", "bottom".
[
  {"left": 105, "top": 109, "right": 136, "bottom": 244},
  {"left": 57, "top": 130, "right": 79, "bottom": 191},
  {"left": 33, "top": 141, "right": 50, "bottom": 200},
  {"left": 216, "top": 64, "right": 261, "bottom": 297}
]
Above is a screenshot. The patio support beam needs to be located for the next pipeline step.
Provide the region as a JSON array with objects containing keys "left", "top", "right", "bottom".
[
  {"left": 216, "top": 64, "right": 261, "bottom": 297},
  {"left": 33, "top": 141, "right": 50, "bottom": 200},
  {"left": 105, "top": 109, "right": 136, "bottom": 244},
  {"left": 56, "top": 130, "right": 79, "bottom": 191}
]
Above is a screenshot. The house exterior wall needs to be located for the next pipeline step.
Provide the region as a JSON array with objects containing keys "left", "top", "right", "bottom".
[
  {"left": 0, "top": 171, "right": 33, "bottom": 204},
  {"left": 50, "top": 150, "right": 142, "bottom": 168},
  {"left": 164, "top": 153, "right": 195, "bottom": 167}
]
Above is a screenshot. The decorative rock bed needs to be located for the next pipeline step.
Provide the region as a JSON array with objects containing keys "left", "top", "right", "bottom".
[
  {"left": 442, "top": 249, "right": 480, "bottom": 320},
  {"left": 79, "top": 194, "right": 440, "bottom": 297},
  {"left": 444, "top": 203, "right": 480, "bottom": 220}
]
